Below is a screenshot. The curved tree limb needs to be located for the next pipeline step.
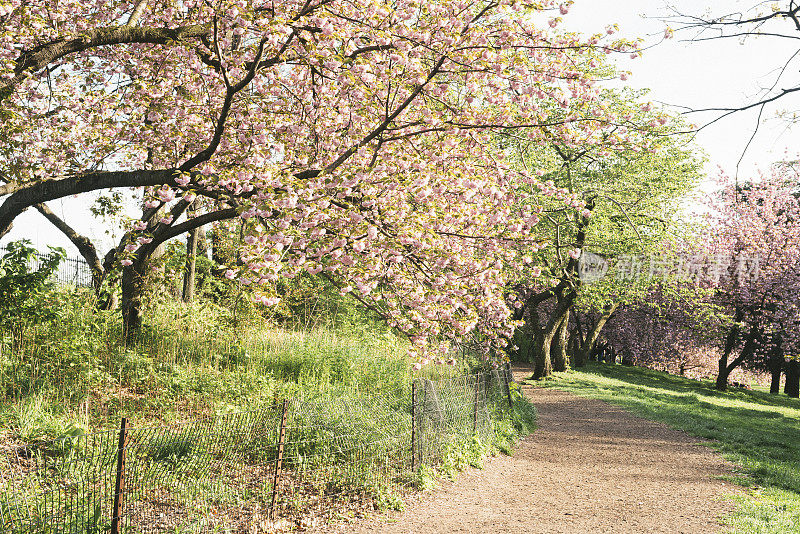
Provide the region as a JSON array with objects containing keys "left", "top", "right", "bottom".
[
  {"left": 0, "top": 169, "right": 179, "bottom": 236},
  {"left": 34, "top": 202, "right": 104, "bottom": 289},
  {"left": 2, "top": 25, "right": 211, "bottom": 97}
]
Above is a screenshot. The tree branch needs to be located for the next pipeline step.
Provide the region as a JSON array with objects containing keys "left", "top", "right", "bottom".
[
  {"left": 0, "top": 169, "right": 179, "bottom": 236},
  {"left": 34, "top": 202, "right": 105, "bottom": 289},
  {"left": 2, "top": 25, "right": 211, "bottom": 96}
]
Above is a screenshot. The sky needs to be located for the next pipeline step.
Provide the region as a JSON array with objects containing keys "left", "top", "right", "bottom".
[
  {"left": 565, "top": 0, "right": 799, "bottom": 176},
  {"left": 2, "top": 0, "right": 798, "bottom": 256}
]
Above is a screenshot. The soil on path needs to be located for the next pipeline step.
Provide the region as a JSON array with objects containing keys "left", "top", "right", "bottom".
[{"left": 342, "top": 365, "right": 739, "bottom": 534}]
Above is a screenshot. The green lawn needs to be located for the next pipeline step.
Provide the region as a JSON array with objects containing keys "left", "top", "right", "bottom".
[{"left": 529, "top": 362, "right": 800, "bottom": 534}]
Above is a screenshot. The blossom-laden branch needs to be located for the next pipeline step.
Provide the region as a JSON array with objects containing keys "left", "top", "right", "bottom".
[{"left": 0, "top": 0, "right": 660, "bottom": 365}]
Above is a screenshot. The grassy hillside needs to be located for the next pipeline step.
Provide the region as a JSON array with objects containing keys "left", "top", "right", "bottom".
[
  {"left": 0, "top": 291, "right": 538, "bottom": 531},
  {"left": 534, "top": 363, "right": 800, "bottom": 533},
  {"left": 0, "top": 293, "right": 456, "bottom": 439}
]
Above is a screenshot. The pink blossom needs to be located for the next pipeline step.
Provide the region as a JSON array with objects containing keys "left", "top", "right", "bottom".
[
  {"left": 120, "top": 259, "right": 133, "bottom": 267},
  {"left": 224, "top": 269, "right": 236, "bottom": 279}
]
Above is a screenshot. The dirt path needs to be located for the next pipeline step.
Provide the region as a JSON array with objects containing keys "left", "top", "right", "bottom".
[{"left": 344, "top": 366, "right": 738, "bottom": 533}]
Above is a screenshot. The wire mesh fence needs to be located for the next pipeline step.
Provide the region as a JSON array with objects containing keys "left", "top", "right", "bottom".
[
  {"left": 0, "top": 368, "right": 514, "bottom": 533},
  {"left": 0, "top": 246, "right": 94, "bottom": 288}
]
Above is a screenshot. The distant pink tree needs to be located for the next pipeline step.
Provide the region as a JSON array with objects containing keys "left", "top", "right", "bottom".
[
  {"left": 603, "top": 287, "right": 719, "bottom": 378},
  {"left": 600, "top": 164, "right": 800, "bottom": 393},
  {"left": 704, "top": 167, "right": 800, "bottom": 391}
]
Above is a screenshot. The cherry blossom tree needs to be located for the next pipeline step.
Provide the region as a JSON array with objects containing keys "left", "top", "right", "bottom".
[
  {"left": 602, "top": 284, "right": 723, "bottom": 378},
  {"left": 607, "top": 166, "right": 800, "bottom": 392},
  {"left": 0, "top": 0, "right": 649, "bottom": 360},
  {"left": 700, "top": 168, "right": 800, "bottom": 391}
]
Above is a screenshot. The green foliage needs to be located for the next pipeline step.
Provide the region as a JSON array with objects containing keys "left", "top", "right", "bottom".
[
  {"left": 375, "top": 488, "right": 405, "bottom": 511},
  {"left": 7, "top": 393, "right": 85, "bottom": 443},
  {"left": 412, "top": 464, "right": 438, "bottom": 491},
  {"left": 0, "top": 240, "right": 65, "bottom": 338},
  {"left": 540, "top": 362, "right": 800, "bottom": 534}
]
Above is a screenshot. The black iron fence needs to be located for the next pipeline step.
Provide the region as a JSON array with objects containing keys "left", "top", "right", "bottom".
[
  {"left": 0, "top": 368, "right": 515, "bottom": 533},
  {"left": 0, "top": 246, "right": 94, "bottom": 288}
]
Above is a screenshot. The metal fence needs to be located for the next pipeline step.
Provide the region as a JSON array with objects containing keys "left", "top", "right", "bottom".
[
  {"left": 0, "top": 246, "right": 94, "bottom": 288},
  {"left": 0, "top": 368, "right": 514, "bottom": 533}
]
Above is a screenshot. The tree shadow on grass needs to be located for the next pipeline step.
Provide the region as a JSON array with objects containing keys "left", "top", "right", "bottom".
[{"left": 539, "top": 362, "right": 800, "bottom": 496}]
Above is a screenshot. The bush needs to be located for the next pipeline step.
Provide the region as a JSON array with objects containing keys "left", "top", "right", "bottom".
[{"left": 0, "top": 240, "right": 65, "bottom": 346}]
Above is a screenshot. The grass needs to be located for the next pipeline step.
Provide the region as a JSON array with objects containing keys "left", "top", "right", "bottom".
[
  {"left": 533, "top": 362, "right": 800, "bottom": 534},
  {"left": 0, "top": 293, "right": 429, "bottom": 436},
  {"left": 0, "top": 289, "right": 538, "bottom": 531}
]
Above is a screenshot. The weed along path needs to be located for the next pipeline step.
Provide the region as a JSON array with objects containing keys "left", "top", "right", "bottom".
[{"left": 343, "top": 366, "right": 738, "bottom": 534}]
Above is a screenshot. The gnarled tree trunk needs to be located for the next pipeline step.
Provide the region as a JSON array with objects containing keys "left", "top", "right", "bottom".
[
  {"left": 551, "top": 312, "right": 570, "bottom": 372},
  {"left": 121, "top": 260, "right": 146, "bottom": 344},
  {"left": 576, "top": 302, "right": 618, "bottom": 368}
]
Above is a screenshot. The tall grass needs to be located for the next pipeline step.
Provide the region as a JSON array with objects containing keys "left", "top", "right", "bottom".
[{"left": 0, "top": 289, "right": 469, "bottom": 439}]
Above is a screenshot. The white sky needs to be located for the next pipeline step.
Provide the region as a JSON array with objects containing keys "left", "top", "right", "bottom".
[
  {"left": 2, "top": 0, "right": 798, "bottom": 256},
  {"left": 564, "top": 0, "right": 799, "bottom": 176}
]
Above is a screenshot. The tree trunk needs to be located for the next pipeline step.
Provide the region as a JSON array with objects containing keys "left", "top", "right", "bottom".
[
  {"left": 770, "top": 362, "right": 783, "bottom": 394},
  {"left": 716, "top": 307, "right": 744, "bottom": 392},
  {"left": 768, "top": 347, "right": 785, "bottom": 395},
  {"left": 534, "top": 328, "right": 554, "bottom": 379},
  {"left": 182, "top": 226, "right": 199, "bottom": 303},
  {"left": 97, "top": 248, "right": 120, "bottom": 310},
  {"left": 121, "top": 261, "right": 145, "bottom": 344},
  {"left": 717, "top": 321, "right": 758, "bottom": 392},
  {"left": 568, "top": 331, "right": 580, "bottom": 367},
  {"left": 784, "top": 360, "right": 800, "bottom": 398},
  {"left": 552, "top": 313, "right": 569, "bottom": 372},
  {"left": 577, "top": 302, "right": 618, "bottom": 368},
  {"left": 715, "top": 360, "right": 731, "bottom": 391},
  {"left": 533, "top": 295, "right": 574, "bottom": 379}
]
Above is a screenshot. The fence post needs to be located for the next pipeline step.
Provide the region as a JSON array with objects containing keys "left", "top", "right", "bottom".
[
  {"left": 473, "top": 374, "right": 480, "bottom": 433},
  {"left": 504, "top": 362, "right": 513, "bottom": 410},
  {"left": 111, "top": 418, "right": 129, "bottom": 534},
  {"left": 269, "top": 399, "right": 289, "bottom": 520},
  {"left": 411, "top": 379, "right": 417, "bottom": 471}
]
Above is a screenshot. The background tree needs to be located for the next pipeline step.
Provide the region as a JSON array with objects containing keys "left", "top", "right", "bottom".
[
  {"left": 701, "top": 170, "right": 800, "bottom": 391},
  {"left": 504, "top": 87, "right": 702, "bottom": 377}
]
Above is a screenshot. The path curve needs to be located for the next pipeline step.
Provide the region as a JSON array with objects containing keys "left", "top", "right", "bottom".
[{"left": 343, "top": 366, "right": 738, "bottom": 533}]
